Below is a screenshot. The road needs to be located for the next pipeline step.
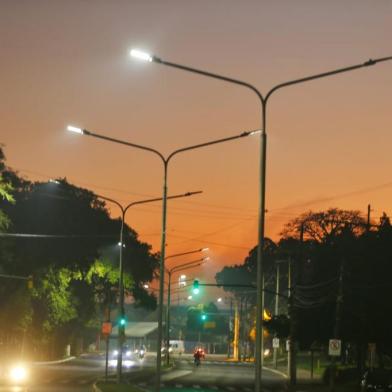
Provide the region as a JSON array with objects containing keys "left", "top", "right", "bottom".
[
  {"left": 137, "top": 356, "right": 287, "bottom": 392},
  {"left": 0, "top": 353, "right": 146, "bottom": 392},
  {"left": 0, "top": 354, "right": 287, "bottom": 392}
]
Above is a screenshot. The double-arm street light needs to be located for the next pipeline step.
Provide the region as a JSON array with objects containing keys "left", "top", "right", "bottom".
[
  {"left": 67, "top": 125, "right": 260, "bottom": 390},
  {"left": 165, "top": 256, "right": 209, "bottom": 365},
  {"left": 130, "top": 49, "right": 392, "bottom": 391},
  {"left": 93, "top": 191, "right": 202, "bottom": 381}
]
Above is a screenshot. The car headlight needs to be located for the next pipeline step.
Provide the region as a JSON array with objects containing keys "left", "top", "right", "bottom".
[
  {"left": 9, "top": 364, "right": 28, "bottom": 383},
  {"left": 263, "top": 348, "right": 270, "bottom": 357},
  {"left": 113, "top": 350, "right": 118, "bottom": 356}
]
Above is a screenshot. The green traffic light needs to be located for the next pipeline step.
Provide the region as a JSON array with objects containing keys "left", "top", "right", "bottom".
[
  {"left": 119, "top": 318, "right": 126, "bottom": 326},
  {"left": 201, "top": 314, "right": 207, "bottom": 321},
  {"left": 193, "top": 279, "right": 200, "bottom": 295}
]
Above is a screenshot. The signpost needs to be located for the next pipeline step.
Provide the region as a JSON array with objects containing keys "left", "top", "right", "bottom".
[
  {"left": 273, "top": 337, "right": 280, "bottom": 349},
  {"left": 102, "top": 322, "right": 112, "bottom": 335},
  {"left": 328, "top": 339, "right": 342, "bottom": 357},
  {"left": 102, "top": 321, "right": 112, "bottom": 381}
]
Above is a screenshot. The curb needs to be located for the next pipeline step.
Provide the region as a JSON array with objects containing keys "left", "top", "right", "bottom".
[
  {"left": 32, "top": 356, "right": 76, "bottom": 365},
  {"left": 92, "top": 382, "right": 103, "bottom": 392},
  {"left": 263, "top": 366, "right": 288, "bottom": 379}
]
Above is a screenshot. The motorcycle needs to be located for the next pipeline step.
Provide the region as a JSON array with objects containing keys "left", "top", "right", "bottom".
[{"left": 194, "top": 356, "right": 201, "bottom": 367}]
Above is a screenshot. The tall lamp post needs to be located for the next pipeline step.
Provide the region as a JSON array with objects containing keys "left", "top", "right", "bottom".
[
  {"left": 93, "top": 191, "right": 202, "bottom": 382},
  {"left": 67, "top": 125, "right": 260, "bottom": 390},
  {"left": 165, "top": 257, "right": 209, "bottom": 365},
  {"left": 130, "top": 49, "right": 392, "bottom": 392}
]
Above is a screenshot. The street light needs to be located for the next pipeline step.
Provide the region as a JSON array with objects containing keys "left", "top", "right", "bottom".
[
  {"left": 93, "top": 191, "right": 202, "bottom": 382},
  {"left": 130, "top": 49, "right": 392, "bottom": 391},
  {"left": 165, "top": 257, "right": 208, "bottom": 365},
  {"left": 67, "top": 124, "right": 259, "bottom": 390}
]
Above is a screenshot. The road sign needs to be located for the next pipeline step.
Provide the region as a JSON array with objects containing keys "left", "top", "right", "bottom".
[
  {"left": 328, "top": 339, "right": 341, "bottom": 356},
  {"left": 273, "top": 337, "right": 280, "bottom": 349},
  {"left": 203, "top": 321, "right": 216, "bottom": 329},
  {"left": 102, "top": 322, "right": 112, "bottom": 335}
]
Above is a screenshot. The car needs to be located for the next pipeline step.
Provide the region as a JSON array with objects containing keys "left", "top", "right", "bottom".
[
  {"left": 360, "top": 368, "right": 392, "bottom": 391},
  {"left": 0, "top": 361, "right": 30, "bottom": 385},
  {"left": 109, "top": 345, "right": 136, "bottom": 368}
]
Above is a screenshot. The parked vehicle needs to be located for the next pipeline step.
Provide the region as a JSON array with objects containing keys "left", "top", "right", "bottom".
[{"left": 161, "top": 340, "right": 185, "bottom": 356}]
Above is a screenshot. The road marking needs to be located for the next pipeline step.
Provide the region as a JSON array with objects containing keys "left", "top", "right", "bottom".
[{"left": 162, "top": 370, "right": 192, "bottom": 381}]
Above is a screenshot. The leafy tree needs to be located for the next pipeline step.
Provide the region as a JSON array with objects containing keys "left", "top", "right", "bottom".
[
  {"left": 281, "top": 208, "right": 366, "bottom": 243},
  {"left": 0, "top": 152, "right": 158, "bottom": 358}
]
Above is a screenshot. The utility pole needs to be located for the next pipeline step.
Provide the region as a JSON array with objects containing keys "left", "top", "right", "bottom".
[
  {"left": 367, "top": 204, "right": 372, "bottom": 232},
  {"left": 330, "top": 259, "right": 344, "bottom": 391},
  {"left": 273, "top": 262, "right": 280, "bottom": 368},
  {"left": 233, "top": 300, "right": 240, "bottom": 360},
  {"left": 289, "top": 220, "right": 304, "bottom": 388},
  {"left": 228, "top": 298, "right": 233, "bottom": 358}
]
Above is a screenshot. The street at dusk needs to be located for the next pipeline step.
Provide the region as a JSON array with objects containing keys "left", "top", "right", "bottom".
[{"left": 1, "top": 1, "right": 392, "bottom": 392}]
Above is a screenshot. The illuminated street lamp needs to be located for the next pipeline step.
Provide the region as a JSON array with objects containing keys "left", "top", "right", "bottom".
[
  {"left": 165, "top": 257, "right": 208, "bottom": 365},
  {"left": 130, "top": 49, "right": 392, "bottom": 391},
  {"left": 92, "top": 191, "right": 202, "bottom": 382},
  {"left": 67, "top": 124, "right": 259, "bottom": 390}
]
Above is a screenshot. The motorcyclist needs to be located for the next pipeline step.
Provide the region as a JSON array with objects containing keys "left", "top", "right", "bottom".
[{"left": 193, "top": 348, "right": 203, "bottom": 366}]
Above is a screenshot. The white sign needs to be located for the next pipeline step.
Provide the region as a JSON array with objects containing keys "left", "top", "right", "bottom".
[
  {"left": 286, "top": 339, "right": 290, "bottom": 351},
  {"left": 328, "top": 339, "right": 342, "bottom": 356},
  {"left": 273, "top": 338, "right": 280, "bottom": 349}
]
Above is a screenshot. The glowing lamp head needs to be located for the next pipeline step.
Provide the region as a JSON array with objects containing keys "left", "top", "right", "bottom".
[
  {"left": 249, "top": 129, "right": 263, "bottom": 136},
  {"left": 130, "top": 49, "right": 153, "bottom": 62},
  {"left": 67, "top": 125, "right": 84, "bottom": 134}
]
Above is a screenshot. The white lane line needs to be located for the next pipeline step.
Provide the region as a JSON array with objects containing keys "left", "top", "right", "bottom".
[{"left": 162, "top": 370, "right": 192, "bottom": 381}]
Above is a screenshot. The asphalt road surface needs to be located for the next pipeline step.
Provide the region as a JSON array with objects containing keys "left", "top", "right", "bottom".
[
  {"left": 137, "top": 356, "right": 287, "bottom": 392},
  {"left": 0, "top": 354, "right": 287, "bottom": 392},
  {"left": 0, "top": 353, "right": 147, "bottom": 392}
]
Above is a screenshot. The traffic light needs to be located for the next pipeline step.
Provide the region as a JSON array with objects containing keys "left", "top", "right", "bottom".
[
  {"left": 27, "top": 276, "right": 33, "bottom": 290},
  {"left": 192, "top": 279, "right": 200, "bottom": 295},
  {"left": 201, "top": 313, "right": 207, "bottom": 321},
  {"left": 119, "top": 316, "right": 127, "bottom": 327}
]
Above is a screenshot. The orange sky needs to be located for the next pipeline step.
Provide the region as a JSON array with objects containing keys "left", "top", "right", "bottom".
[{"left": 1, "top": 0, "right": 392, "bottom": 301}]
